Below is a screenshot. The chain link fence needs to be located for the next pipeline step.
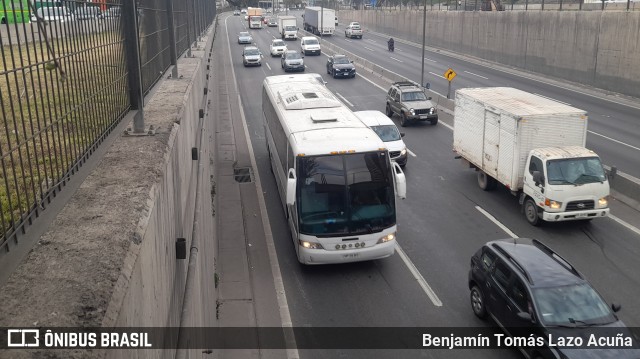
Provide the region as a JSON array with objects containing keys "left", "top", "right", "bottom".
[{"left": 0, "top": 0, "right": 215, "bottom": 252}]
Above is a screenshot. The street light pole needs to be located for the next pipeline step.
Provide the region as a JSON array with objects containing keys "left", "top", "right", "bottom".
[{"left": 420, "top": 0, "right": 427, "bottom": 88}]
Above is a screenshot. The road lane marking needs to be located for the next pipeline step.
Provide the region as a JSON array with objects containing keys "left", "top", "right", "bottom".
[
  {"left": 224, "top": 16, "right": 299, "bottom": 359},
  {"left": 588, "top": 131, "right": 640, "bottom": 152},
  {"left": 366, "top": 39, "right": 377, "bottom": 43},
  {"left": 390, "top": 57, "right": 403, "bottom": 63},
  {"left": 424, "top": 57, "right": 437, "bottom": 63},
  {"left": 609, "top": 214, "right": 640, "bottom": 237},
  {"left": 464, "top": 70, "right": 488, "bottom": 80},
  {"left": 533, "top": 93, "right": 572, "bottom": 106},
  {"left": 475, "top": 206, "right": 518, "bottom": 238},
  {"left": 429, "top": 71, "right": 445, "bottom": 79},
  {"left": 408, "top": 149, "right": 417, "bottom": 157},
  {"left": 396, "top": 243, "right": 443, "bottom": 307},
  {"left": 265, "top": 62, "right": 271, "bottom": 71},
  {"left": 345, "top": 39, "right": 352, "bottom": 43},
  {"left": 364, "top": 46, "right": 375, "bottom": 51},
  {"left": 335, "top": 92, "right": 354, "bottom": 107}
]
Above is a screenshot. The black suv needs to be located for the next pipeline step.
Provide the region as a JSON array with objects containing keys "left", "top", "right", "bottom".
[
  {"left": 469, "top": 238, "right": 637, "bottom": 359},
  {"left": 385, "top": 81, "right": 438, "bottom": 127}
]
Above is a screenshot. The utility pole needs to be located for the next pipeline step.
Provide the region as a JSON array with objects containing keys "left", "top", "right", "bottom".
[{"left": 420, "top": 0, "right": 427, "bottom": 88}]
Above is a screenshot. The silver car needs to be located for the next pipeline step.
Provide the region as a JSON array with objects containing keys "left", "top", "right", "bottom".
[
  {"left": 237, "top": 32, "right": 253, "bottom": 44},
  {"left": 242, "top": 46, "right": 262, "bottom": 67},
  {"left": 281, "top": 50, "right": 305, "bottom": 72}
]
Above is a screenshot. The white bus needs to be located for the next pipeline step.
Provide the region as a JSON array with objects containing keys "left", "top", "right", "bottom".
[{"left": 262, "top": 74, "right": 407, "bottom": 265}]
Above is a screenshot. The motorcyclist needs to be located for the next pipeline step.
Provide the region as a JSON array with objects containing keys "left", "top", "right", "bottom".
[{"left": 388, "top": 37, "right": 394, "bottom": 51}]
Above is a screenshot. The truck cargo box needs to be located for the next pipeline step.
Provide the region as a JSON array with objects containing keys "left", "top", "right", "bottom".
[{"left": 453, "top": 87, "right": 588, "bottom": 191}]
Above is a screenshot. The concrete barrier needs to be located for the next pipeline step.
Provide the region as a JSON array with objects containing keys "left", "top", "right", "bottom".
[
  {"left": 338, "top": 10, "right": 640, "bottom": 99},
  {"left": 0, "top": 17, "right": 219, "bottom": 359}
]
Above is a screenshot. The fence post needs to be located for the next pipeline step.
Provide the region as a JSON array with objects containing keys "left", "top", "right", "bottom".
[
  {"left": 166, "top": 0, "right": 179, "bottom": 78},
  {"left": 122, "top": 0, "right": 146, "bottom": 134}
]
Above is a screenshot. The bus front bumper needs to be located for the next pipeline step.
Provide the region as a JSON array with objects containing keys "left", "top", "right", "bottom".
[{"left": 299, "top": 240, "right": 396, "bottom": 265}]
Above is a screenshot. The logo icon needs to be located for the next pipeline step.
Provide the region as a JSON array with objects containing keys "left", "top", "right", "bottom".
[
  {"left": 577, "top": 203, "right": 585, "bottom": 209},
  {"left": 7, "top": 329, "right": 39, "bottom": 347}
]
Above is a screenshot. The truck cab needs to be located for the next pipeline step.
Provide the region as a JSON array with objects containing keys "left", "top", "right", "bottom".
[{"left": 521, "top": 146, "right": 610, "bottom": 226}]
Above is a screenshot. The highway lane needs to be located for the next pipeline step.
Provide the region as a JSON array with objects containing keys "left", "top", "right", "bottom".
[
  {"left": 222, "top": 12, "right": 640, "bottom": 358},
  {"left": 225, "top": 14, "right": 522, "bottom": 359},
  {"left": 306, "top": 19, "right": 640, "bottom": 179}
]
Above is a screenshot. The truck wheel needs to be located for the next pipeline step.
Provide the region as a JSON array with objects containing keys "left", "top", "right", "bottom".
[
  {"left": 524, "top": 198, "right": 541, "bottom": 226},
  {"left": 477, "top": 171, "right": 496, "bottom": 191}
]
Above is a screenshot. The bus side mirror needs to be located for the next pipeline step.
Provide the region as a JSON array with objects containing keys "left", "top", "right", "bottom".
[
  {"left": 286, "top": 168, "right": 297, "bottom": 205},
  {"left": 392, "top": 162, "right": 406, "bottom": 199}
]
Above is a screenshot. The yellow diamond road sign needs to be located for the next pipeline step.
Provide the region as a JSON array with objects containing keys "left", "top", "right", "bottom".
[{"left": 444, "top": 68, "right": 456, "bottom": 81}]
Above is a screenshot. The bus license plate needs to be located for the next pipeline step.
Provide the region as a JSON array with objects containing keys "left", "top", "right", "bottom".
[{"left": 343, "top": 253, "right": 359, "bottom": 258}]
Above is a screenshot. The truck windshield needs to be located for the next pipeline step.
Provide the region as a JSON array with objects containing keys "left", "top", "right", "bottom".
[
  {"left": 285, "top": 25, "right": 296, "bottom": 31},
  {"left": 305, "top": 39, "right": 319, "bottom": 45},
  {"left": 297, "top": 151, "right": 396, "bottom": 237},
  {"left": 546, "top": 157, "right": 606, "bottom": 185}
]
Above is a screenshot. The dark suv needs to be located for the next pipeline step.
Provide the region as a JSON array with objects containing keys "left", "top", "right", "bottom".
[
  {"left": 469, "top": 238, "right": 637, "bottom": 359},
  {"left": 385, "top": 81, "right": 438, "bottom": 127}
]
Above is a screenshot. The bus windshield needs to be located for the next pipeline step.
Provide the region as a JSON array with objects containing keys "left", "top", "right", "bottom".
[{"left": 297, "top": 151, "right": 396, "bottom": 237}]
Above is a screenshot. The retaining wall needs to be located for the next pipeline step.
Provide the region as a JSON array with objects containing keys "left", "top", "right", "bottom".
[
  {"left": 0, "top": 19, "right": 217, "bottom": 359},
  {"left": 340, "top": 10, "right": 640, "bottom": 98}
]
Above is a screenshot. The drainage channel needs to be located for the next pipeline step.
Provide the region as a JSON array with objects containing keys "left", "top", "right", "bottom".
[{"left": 233, "top": 167, "right": 254, "bottom": 183}]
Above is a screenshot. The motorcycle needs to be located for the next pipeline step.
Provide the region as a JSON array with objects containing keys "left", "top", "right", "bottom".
[{"left": 388, "top": 42, "right": 394, "bottom": 52}]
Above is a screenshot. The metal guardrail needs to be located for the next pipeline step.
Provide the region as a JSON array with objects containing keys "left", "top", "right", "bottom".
[{"left": 0, "top": 0, "right": 215, "bottom": 252}]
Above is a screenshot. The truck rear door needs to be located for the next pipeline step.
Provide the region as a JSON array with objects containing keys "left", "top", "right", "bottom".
[{"left": 482, "top": 110, "right": 500, "bottom": 177}]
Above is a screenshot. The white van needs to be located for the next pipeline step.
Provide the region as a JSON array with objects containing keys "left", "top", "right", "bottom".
[
  {"left": 354, "top": 110, "right": 409, "bottom": 167},
  {"left": 300, "top": 36, "right": 321, "bottom": 55},
  {"left": 31, "top": 6, "right": 73, "bottom": 22}
]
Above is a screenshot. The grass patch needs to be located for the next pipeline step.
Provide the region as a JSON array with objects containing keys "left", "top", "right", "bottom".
[{"left": 1, "top": 25, "right": 130, "bottom": 241}]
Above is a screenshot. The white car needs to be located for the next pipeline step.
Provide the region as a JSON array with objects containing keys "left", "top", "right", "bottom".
[
  {"left": 270, "top": 39, "right": 288, "bottom": 57},
  {"left": 300, "top": 36, "right": 321, "bottom": 56},
  {"left": 354, "top": 110, "right": 408, "bottom": 167}
]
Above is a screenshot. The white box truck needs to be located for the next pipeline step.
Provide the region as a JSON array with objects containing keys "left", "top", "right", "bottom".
[
  {"left": 303, "top": 7, "right": 335, "bottom": 36},
  {"left": 453, "top": 87, "right": 610, "bottom": 226},
  {"left": 248, "top": 7, "right": 263, "bottom": 29},
  {"left": 278, "top": 15, "right": 298, "bottom": 40}
]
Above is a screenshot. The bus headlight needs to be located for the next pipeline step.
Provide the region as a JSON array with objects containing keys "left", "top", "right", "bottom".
[
  {"left": 598, "top": 196, "right": 608, "bottom": 207},
  {"left": 544, "top": 198, "right": 562, "bottom": 210},
  {"left": 377, "top": 233, "right": 396, "bottom": 244},
  {"left": 300, "top": 240, "right": 323, "bottom": 249}
]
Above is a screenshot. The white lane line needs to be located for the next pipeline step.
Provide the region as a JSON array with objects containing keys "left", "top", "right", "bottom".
[
  {"left": 475, "top": 206, "right": 518, "bottom": 238},
  {"left": 609, "top": 214, "right": 640, "bottom": 237},
  {"left": 364, "top": 46, "right": 375, "bottom": 51},
  {"left": 390, "top": 56, "right": 403, "bottom": 63},
  {"left": 396, "top": 49, "right": 403, "bottom": 52},
  {"left": 429, "top": 71, "right": 445, "bottom": 79},
  {"left": 366, "top": 39, "right": 377, "bottom": 43},
  {"left": 438, "top": 120, "right": 453, "bottom": 131},
  {"left": 533, "top": 93, "right": 572, "bottom": 106},
  {"left": 407, "top": 149, "right": 417, "bottom": 157},
  {"left": 464, "top": 70, "right": 488, "bottom": 80},
  {"left": 265, "top": 62, "right": 271, "bottom": 71},
  {"left": 345, "top": 39, "right": 352, "bottom": 43},
  {"left": 224, "top": 16, "right": 299, "bottom": 359},
  {"left": 396, "top": 243, "right": 443, "bottom": 307},
  {"left": 588, "top": 131, "right": 640, "bottom": 152},
  {"left": 335, "top": 92, "right": 354, "bottom": 107},
  {"left": 424, "top": 57, "right": 437, "bottom": 63}
]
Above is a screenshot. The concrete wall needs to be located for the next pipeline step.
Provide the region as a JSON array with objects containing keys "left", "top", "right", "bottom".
[
  {"left": 0, "top": 18, "right": 218, "bottom": 359},
  {"left": 340, "top": 10, "right": 640, "bottom": 98}
]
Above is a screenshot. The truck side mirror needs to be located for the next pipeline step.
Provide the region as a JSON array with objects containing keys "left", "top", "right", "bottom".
[
  {"left": 611, "top": 303, "right": 621, "bottom": 312},
  {"left": 532, "top": 171, "right": 545, "bottom": 186},
  {"left": 608, "top": 166, "right": 617, "bottom": 179},
  {"left": 516, "top": 312, "right": 533, "bottom": 323},
  {"left": 400, "top": 132, "right": 405, "bottom": 137},
  {"left": 424, "top": 82, "right": 431, "bottom": 89}
]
